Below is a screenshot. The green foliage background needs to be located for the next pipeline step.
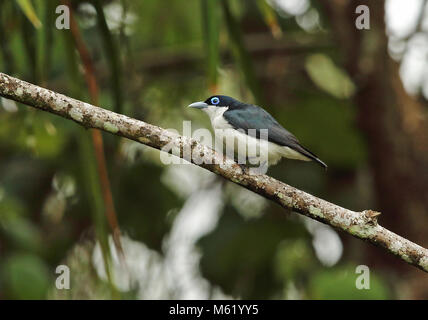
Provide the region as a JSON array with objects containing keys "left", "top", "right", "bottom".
[{"left": 2, "top": 0, "right": 424, "bottom": 299}]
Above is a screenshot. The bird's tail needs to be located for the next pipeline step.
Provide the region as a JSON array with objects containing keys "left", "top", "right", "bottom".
[
  {"left": 313, "top": 157, "right": 328, "bottom": 170},
  {"left": 292, "top": 144, "right": 328, "bottom": 170}
]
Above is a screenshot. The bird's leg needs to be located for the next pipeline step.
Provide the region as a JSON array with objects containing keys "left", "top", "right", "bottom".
[{"left": 239, "top": 163, "right": 250, "bottom": 175}]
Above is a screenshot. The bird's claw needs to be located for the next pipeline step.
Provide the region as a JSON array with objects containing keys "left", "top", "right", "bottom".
[
  {"left": 249, "top": 161, "right": 268, "bottom": 176},
  {"left": 239, "top": 164, "right": 250, "bottom": 175}
]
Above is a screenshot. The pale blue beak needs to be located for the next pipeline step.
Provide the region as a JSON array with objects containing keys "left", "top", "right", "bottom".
[{"left": 188, "top": 101, "right": 208, "bottom": 109}]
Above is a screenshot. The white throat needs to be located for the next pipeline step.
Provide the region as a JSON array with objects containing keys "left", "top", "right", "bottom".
[{"left": 202, "top": 106, "right": 231, "bottom": 129}]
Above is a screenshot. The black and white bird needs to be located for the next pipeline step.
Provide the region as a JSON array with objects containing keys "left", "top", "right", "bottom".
[{"left": 188, "top": 95, "right": 327, "bottom": 170}]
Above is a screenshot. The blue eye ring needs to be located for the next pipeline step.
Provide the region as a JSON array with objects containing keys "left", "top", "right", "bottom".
[{"left": 211, "top": 97, "right": 220, "bottom": 105}]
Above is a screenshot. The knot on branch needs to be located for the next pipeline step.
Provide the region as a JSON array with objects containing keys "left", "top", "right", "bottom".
[{"left": 363, "top": 209, "right": 382, "bottom": 225}]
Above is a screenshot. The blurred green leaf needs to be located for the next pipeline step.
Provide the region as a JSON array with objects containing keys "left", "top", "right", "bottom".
[
  {"left": 201, "top": 0, "right": 220, "bottom": 91},
  {"left": 0, "top": 188, "right": 26, "bottom": 218},
  {"left": 256, "top": 0, "right": 282, "bottom": 38},
  {"left": 274, "top": 239, "right": 315, "bottom": 282},
  {"left": 2, "top": 253, "right": 49, "bottom": 299},
  {"left": 34, "top": 0, "right": 55, "bottom": 83},
  {"left": 94, "top": 0, "right": 123, "bottom": 113},
  {"left": 16, "top": 0, "right": 42, "bottom": 29},
  {"left": 2, "top": 217, "right": 43, "bottom": 252},
  {"left": 309, "top": 265, "right": 390, "bottom": 299},
  {"left": 305, "top": 54, "right": 356, "bottom": 99}
]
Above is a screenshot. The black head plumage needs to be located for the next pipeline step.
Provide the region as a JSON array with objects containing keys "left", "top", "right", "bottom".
[{"left": 204, "top": 95, "right": 244, "bottom": 108}]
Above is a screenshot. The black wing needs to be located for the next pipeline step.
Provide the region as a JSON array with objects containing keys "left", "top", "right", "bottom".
[{"left": 223, "top": 105, "right": 327, "bottom": 168}]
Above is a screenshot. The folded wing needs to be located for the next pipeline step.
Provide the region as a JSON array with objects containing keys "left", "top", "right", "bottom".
[{"left": 223, "top": 105, "right": 327, "bottom": 168}]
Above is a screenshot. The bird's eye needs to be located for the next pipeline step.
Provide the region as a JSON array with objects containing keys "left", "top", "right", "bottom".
[{"left": 211, "top": 97, "right": 220, "bottom": 105}]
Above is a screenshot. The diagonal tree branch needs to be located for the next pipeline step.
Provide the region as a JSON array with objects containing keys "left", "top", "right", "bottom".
[{"left": 1, "top": 72, "right": 428, "bottom": 273}]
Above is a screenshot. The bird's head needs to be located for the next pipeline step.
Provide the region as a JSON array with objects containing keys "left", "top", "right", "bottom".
[{"left": 188, "top": 95, "right": 241, "bottom": 110}]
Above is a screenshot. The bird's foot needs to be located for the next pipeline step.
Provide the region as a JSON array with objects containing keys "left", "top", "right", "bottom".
[
  {"left": 239, "top": 164, "right": 250, "bottom": 175},
  {"left": 249, "top": 161, "right": 268, "bottom": 176}
]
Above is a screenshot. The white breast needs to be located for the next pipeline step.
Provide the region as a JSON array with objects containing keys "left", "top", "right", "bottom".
[{"left": 203, "top": 106, "right": 232, "bottom": 130}]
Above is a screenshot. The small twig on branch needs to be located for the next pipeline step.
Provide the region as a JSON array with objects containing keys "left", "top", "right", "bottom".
[{"left": 1, "top": 72, "right": 428, "bottom": 273}]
